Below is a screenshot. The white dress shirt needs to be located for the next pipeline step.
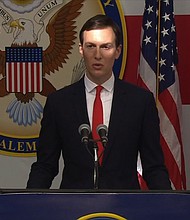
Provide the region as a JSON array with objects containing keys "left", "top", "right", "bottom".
[{"left": 84, "top": 74, "right": 114, "bottom": 129}]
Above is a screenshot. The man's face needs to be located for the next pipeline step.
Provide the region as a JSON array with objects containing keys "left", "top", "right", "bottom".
[{"left": 79, "top": 27, "right": 121, "bottom": 84}]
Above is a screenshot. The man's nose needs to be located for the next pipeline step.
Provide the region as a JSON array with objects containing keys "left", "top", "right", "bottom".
[{"left": 95, "top": 47, "right": 102, "bottom": 59}]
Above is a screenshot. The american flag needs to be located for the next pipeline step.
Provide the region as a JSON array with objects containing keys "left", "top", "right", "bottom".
[
  {"left": 137, "top": 0, "right": 186, "bottom": 189},
  {"left": 6, "top": 47, "right": 43, "bottom": 94}
]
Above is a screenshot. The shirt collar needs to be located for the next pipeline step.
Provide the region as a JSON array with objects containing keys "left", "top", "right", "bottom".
[{"left": 84, "top": 73, "right": 114, "bottom": 93}]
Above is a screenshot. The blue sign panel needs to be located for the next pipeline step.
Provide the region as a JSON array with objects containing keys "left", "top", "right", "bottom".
[{"left": 0, "top": 192, "right": 189, "bottom": 220}]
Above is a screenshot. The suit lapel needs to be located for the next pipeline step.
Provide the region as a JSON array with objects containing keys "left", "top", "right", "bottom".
[
  {"left": 72, "top": 77, "right": 90, "bottom": 126},
  {"left": 102, "top": 79, "right": 127, "bottom": 165}
]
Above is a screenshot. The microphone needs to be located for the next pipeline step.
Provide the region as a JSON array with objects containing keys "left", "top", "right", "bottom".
[
  {"left": 96, "top": 124, "right": 108, "bottom": 148},
  {"left": 78, "top": 124, "right": 91, "bottom": 144}
]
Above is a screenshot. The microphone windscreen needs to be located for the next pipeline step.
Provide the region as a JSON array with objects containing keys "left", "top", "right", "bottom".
[
  {"left": 96, "top": 124, "right": 108, "bottom": 136},
  {"left": 78, "top": 124, "right": 90, "bottom": 135}
]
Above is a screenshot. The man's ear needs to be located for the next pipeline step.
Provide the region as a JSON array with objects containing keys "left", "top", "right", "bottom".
[
  {"left": 115, "top": 44, "right": 122, "bottom": 59},
  {"left": 79, "top": 43, "right": 83, "bottom": 56}
]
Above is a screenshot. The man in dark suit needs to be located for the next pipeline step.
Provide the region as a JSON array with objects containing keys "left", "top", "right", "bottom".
[{"left": 27, "top": 14, "right": 171, "bottom": 190}]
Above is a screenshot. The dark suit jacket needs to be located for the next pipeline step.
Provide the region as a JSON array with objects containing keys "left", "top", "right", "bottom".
[{"left": 27, "top": 77, "right": 171, "bottom": 190}]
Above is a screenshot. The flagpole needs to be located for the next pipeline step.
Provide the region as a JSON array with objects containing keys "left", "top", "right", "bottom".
[{"left": 156, "top": 0, "right": 161, "bottom": 105}]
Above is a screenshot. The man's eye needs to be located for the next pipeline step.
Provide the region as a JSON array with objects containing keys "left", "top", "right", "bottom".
[
  {"left": 86, "top": 45, "right": 94, "bottom": 49},
  {"left": 102, "top": 46, "right": 110, "bottom": 50},
  {"left": 101, "top": 45, "right": 113, "bottom": 50}
]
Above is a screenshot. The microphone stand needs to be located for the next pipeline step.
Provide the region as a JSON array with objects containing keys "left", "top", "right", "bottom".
[
  {"left": 93, "top": 141, "right": 99, "bottom": 190},
  {"left": 89, "top": 138, "right": 99, "bottom": 190},
  {"left": 79, "top": 124, "right": 107, "bottom": 190}
]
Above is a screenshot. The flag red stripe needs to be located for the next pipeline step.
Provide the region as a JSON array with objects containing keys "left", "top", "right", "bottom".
[
  {"left": 36, "top": 63, "right": 42, "bottom": 92},
  {"left": 137, "top": 74, "right": 150, "bottom": 91},
  {"left": 7, "top": 63, "right": 12, "bottom": 92},
  {"left": 160, "top": 134, "right": 182, "bottom": 189},
  {"left": 31, "top": 62, "right": 34, "bottom": 92},
  {"left": 159, "top": 90, "right": 182, "bottom": 144},
  {"left": 159, "top": 89, "right": 186, "bottom": 189},
  {"left": 14, "top": 63, "right": 18, "bottom": 92},
  {"left": 25, "top": 63, "right": 29, "bottom": 93},
  {"left": 20, "top": 62, "right": 23, "bottom": 93}
]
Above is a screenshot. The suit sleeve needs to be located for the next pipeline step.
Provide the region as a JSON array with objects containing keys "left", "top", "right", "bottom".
[
  {"left": 139, "top": 92, "right": 172, "bottom": 190},
  {"left": 27, "top": 95, "right": 62, "bottom": 189}
]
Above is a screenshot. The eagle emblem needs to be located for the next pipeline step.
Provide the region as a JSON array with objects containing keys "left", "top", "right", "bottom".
[{"left": 0, "top": 0, "right": 85, "bottom": 126}]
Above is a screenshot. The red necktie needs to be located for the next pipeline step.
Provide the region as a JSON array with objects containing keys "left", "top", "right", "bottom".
[{"left": 92, "top": 85, "right": 104, "bottom": 165}]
